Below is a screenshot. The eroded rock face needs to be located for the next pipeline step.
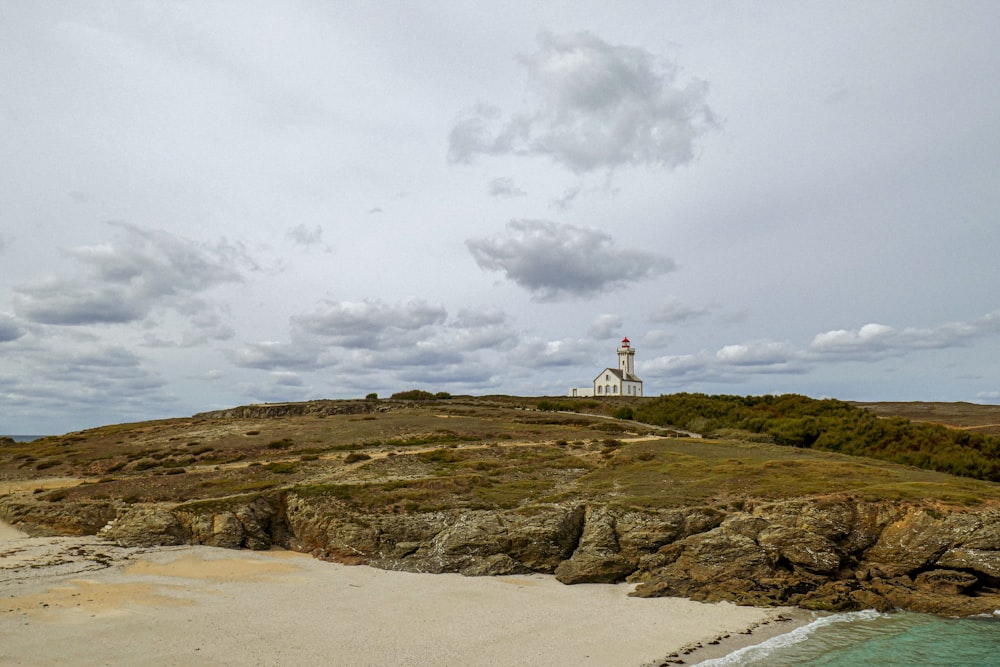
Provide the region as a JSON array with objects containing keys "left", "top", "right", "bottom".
[
  {"left": 863, "top": 509, "right": 981, "bottom": 577},
  {"left": 630, "top": 500, "right": 1000, "bottom": 616},
  {"left": 0, "top": 498, "right": 115, "bottom": 537},
  {"left": 100, "top": 504, "right": 189, "bottom": 547},
  {"left": 13, "top": 490, "right": 1000, "bottom": 617},
  {"left": 555, "top": 507, "right": 635, "bottom": 584}
]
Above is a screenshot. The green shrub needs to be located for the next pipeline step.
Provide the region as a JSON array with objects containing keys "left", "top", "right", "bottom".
[
  {"left": 266, "top": 438, "right": 293, "bottom": 450},
  {"left": 635, "top": 393, "right": 1000, "bottom": 482},
  {"left": 391, "top": 389, "right": 437, "bottom": 400},
  {"left": 612, "top": 406, "right": 634, "bottom": 420},
  {"left": 344, "top": 452, "right": 372, "bottom": 464}
]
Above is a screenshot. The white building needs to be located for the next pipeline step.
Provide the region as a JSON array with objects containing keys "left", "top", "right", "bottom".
[{"left": 569, "top": 337, "right": 643, "bottom": 398}]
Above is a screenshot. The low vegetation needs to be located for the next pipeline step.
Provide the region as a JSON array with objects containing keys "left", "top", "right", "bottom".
[
  {"left": 635, "top": 393, "right": 1000, "bottom": 482},
  {"left": 4, "top": 394, "right": 1000, "bottom": 514}
]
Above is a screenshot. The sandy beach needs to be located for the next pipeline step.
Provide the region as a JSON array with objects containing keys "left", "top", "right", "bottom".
[{"left": 1, "top": 524, "right": 807, "bottom": 666}]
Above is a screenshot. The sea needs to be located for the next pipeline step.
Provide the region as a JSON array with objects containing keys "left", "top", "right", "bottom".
[
  {"left": 700, "top": 609, "right": 1000, "bottom": 666},
  {"left": 2, "top": 435, "right": 48, "bottom": 442}
]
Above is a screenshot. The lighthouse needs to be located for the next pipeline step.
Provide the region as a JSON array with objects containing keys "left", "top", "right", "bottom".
[{"left": 567, "top": 337, "right": 644, "bottom": 397}]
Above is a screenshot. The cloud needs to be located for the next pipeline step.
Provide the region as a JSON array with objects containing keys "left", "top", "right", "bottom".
[
  {"left": 448, "top": 31, "right": 716, "bottom": 173},
  {"left": 0, "top": 314, "right": 26, "bottom": 343},
  {"left": 14, "top": 222, "right": 243, "bottom": 327},
  {"left": 648, "top": 297, "right": 709, "bottom": 324},
  {"left": 239, "top": 372, "right": 316, "bottom": 403},
  {"left": 232, "top": 302, "right": 517, "bottom": 381},
  {"left": 809, "top": 317, "right": 984, "bottom": 359},
  {"left": 715, "top": 340, "right": 803, "bottom": 372},
  {"left": 644, "top": 339, "right": 808, "bottom": 387},
  {"left": 487, "top": 177, "right": 526, "bottom": 198},
  {"left": 286, "top": 223, "right": 324, "bottom": 246},
  {"left": 645, "top": 310, "right": 1000, "bottom": 386},
  {"left": 293, "top": 298, "right": 447, "bottom": 349},
  {"left": 588, "top": 314, "right": 623, "bottom": 339},
  {"left": 230, "top": 341, "right": 323, "bottom": 371},
  {"left": 551, "top": 186, "right": 581, "bottom": 211},
  {"left": 466, "top": 219, "right": 674, "bottom": 300},
  {"left": 20, "top": 344, "right": 166, "bottom": 405},
  {"left": 508, "top": 336, "right": 594, "bottom": 368}
]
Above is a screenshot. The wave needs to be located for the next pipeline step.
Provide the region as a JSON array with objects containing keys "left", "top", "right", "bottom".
[{"left": 695, "top": 609, "right": 886, "bottom": 666}]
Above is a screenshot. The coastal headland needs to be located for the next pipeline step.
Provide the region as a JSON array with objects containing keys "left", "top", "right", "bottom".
[{"left": 4, "top": 394, "right": 1000, "bottom": 661}]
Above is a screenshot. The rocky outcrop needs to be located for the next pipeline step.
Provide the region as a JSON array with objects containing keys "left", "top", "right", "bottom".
[
  {"left": 282, "top": 493, "right": 585, "bottom": 574},
  {"left": 99, "top": 496, "right": 286, "bottom": 549},
  {"left": 193, "top": 400, "right": 387, "bottom": 420},
  {"left": 556, "top": 507, "right": 635, "bottom": 584},
  {"left": 0, "top": 498, "right": 116, "bottom": 536},
  {"left": 10, "top": 490, "right": 1000, "bottom": 617},
  {"left": 630, "top": 501, "right": 1000, "bottom": 616}
]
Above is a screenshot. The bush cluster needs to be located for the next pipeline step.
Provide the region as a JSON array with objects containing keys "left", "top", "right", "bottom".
[
  {"left": 635, "top": 393, "right": 1000, "bottom": 482},
  {"left": 390, "top": 389, "right": 451, "bottom": 400}
]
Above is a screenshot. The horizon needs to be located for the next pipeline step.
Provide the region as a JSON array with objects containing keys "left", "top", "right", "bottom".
[
  {"left": 4, "top": 390, "right": 994, "bottom": 438},
  {"left": 3, "top": 3, "right": 1000, "bottom": 434}
]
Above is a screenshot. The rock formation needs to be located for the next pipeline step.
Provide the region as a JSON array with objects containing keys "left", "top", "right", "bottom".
[{"left": 2, "top": 493, "right": 970, "bottom": 617}]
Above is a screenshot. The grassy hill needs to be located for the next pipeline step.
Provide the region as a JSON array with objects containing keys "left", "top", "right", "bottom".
[{"left": 4, "top": 394, "right": 1000, "bottom": 513}]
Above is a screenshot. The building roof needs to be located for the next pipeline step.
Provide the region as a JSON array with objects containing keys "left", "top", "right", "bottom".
[{"left": 593, "top": 368, "right": 642, "bottom": 383}]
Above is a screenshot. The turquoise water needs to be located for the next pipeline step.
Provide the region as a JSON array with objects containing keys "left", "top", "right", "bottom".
[{"left": 700, "top": 610, "right": 1000, "bottom": 666}]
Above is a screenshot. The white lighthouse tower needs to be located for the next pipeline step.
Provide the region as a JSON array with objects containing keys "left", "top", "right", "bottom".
[{"left": 618, "top": 337, "right": 635, "bottom": 377}]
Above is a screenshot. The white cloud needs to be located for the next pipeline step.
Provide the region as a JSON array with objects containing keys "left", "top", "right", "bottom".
[
  {"left": 810, "top": 317, "right": 985, "bottom": 359},
  {"left": 715, "top": 340, "right": 803, "bottom": 371},
  {"left": 448, "top": 31, "right": 716, "bottom": 173},
  {"left": 466, "top": 219, "right": 674, "bottom": 300}
]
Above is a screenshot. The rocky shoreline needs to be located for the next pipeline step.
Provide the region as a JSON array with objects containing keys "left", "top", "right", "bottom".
[{"left": 5, "top": 491, "right": 999, "bottom": 618}]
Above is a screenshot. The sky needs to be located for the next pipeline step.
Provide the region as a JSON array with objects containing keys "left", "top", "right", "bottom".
[{"left": 2, "top": 2, "right": 1000, "bottom": 434}]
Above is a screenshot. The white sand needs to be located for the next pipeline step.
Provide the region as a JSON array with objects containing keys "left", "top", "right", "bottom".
[{"left": 0, "top": 530, "right": 803, "bottom": 666}]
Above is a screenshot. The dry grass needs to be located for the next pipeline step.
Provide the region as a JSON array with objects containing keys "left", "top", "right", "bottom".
[{"left": 4, "top": 397, "right": 1000, "bottom": 513}]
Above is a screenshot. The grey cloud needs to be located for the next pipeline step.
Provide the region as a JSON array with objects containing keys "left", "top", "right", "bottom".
[
  {"left": 0, "top": 314, "right": 26, "bottom": 342},
  {"left": 551, "top": 186, "right": 581, "bottom": 212},
  {"left": 488, "top": 177, "right": 526, "bottom": 199},
  {"left": 14, "top": 222, "right": 242, "bottom": 326},
  {"left": 294, "top": 299, "right": 447, "bottom": 349},
  {"left": 287, "top": 223, "right": 324, "bottom": 246},
  {"left": 448, "top": 31, "right": 716, "bottom": 173},
  {"left": 649, "top": 297, "right": 709, "bottom": 324},
  {"left": 234, "top": 302, "right": 516, "bottom": 376},
  {"left": 466, "top": 219, "right": 674, "bottom": 300},
  {"left": 588, "top": 314, "right": 622, "bottom": 339},
  {"left": 508, "top": 337, "right": 594, "bottom": 368},
  {"left": 230, "top": 341, "right": 322, "bottom": 371},
  {"left": 24, "top": 344, "right": 167, "bottom": 405},
  {"left": 239, "top": 375, "right": 315, "bottom": 403}
]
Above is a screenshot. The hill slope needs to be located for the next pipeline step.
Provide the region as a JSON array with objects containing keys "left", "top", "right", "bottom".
[{"left": 4, "top": 395, "right": 1000, "bottom": 616}]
